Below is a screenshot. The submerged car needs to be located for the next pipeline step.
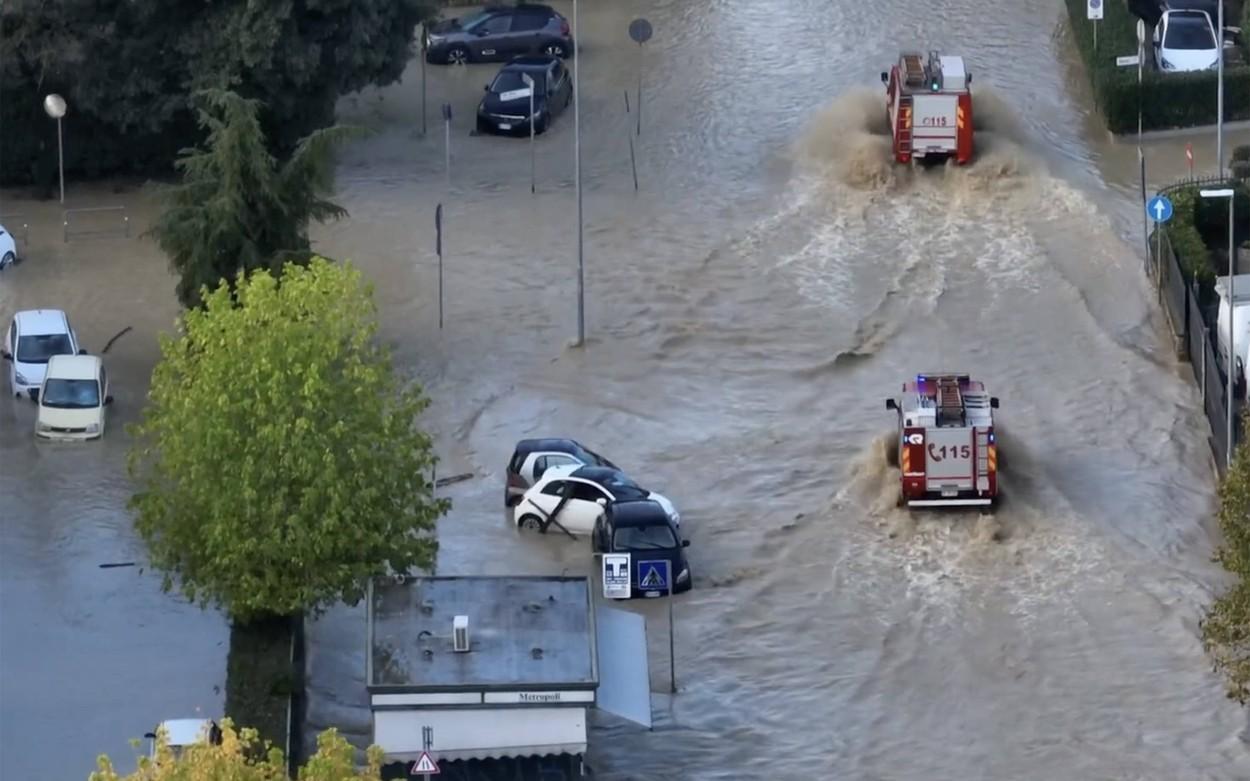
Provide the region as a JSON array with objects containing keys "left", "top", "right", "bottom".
[
  {"left": 513, "top": 464, "right": 679, "bottom": 534},
  {"left": 476, "top": 55, "right": 573, "bottom": 135},
  {"left": 3, "top": 309, "right": 83, "bottom": 401},
  {"left": 593, "top": 499, "right": 692, "bottom": 596},
  {"left": 35, "top": 354, "right": 112, "bottom": 441},
  {"left": 0, "top": 223, "right": 17, "bottom": 269},
  {"left": 505, "top": 438, "right": 619, "bottom": 506},
  {"left": 1154, "top": 9, "right": 1221, "bottom": 72},
  {"left": 425, "top": 4, "right": 573, "bottom": 65},
  {"left": 145, "top": 719, "right": 223, "bottom": 760}
]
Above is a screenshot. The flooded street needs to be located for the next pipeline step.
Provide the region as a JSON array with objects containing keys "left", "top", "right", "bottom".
[{"left": 4, "top": 0, "right": 1250, "bottom": 778}]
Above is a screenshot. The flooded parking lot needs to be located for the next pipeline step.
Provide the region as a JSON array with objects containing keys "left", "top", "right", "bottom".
[{"left": 4, "top": 0, "right": 1250, "bottom": 778}]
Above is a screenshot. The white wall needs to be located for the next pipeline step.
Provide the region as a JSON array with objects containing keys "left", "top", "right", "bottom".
[{"left": 374, "top": 707, "right": 587, "bottom": 758}]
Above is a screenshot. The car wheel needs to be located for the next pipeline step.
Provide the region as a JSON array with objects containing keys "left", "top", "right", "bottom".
[
  {"left": 447, "top": 45, "right": 470, "bottom": 65},
  {"left": 536, "top": 116, "right": 550, "bottom": 135},
  {"left": 0, "top": 251, "right": 13, "bottom": 269},
  {"left": 518, "top": 514, "right": 546, "bottom": 532},
  {"left": 543, "top": 41, "right": 569, "bottom": 58}
]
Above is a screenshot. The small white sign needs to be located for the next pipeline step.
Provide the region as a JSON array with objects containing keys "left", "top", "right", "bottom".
[
  {"left": 1087, "top": 0, "right": 1103, "bottom": 20},
  {"left": 603, "top": 553, "right": 631, "bottom": 599},
  {"left": 1116, "top": 55, "right": 1141, "bottom": 66},
  {"left": 500, "top": 88, "right": 532, "bottom": 102},
  {"left": 483, "top": 690, "right": 596, "bottom": 704},
  {"left": 1137, "top": 18, "right": 1146, "bottom": 45}
]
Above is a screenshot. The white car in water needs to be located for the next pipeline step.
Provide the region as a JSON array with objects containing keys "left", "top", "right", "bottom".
[
  {"left": 0, "top": 223, "right": 17, "bottom": 269},
  {"left": 4, "top": 309, "right": 83, "bottom": 400},
  {"left": 514, "top": 464, "right": 680, "bottom": 535},
  {"left": 35, "top": 354, "right": 112, "bottom": 440},
  {"left": 1153, "top": 9, "right": 1220, "bottom": 72}
]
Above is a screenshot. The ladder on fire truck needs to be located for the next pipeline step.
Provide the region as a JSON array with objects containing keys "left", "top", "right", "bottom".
[{"left": 935, "top": 376, "right": 965, "bottom": 427}]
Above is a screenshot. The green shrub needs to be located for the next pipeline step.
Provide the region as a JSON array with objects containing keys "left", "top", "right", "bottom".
[
  {"left": 1157, "top": 181, "right": 1250, "bottom": 303},
  {"left": 1064, "top": 0, "right": 1250, "bottom": 133},
  {"left": 1234, "top": 145, "right": 1250, "bottom": 163}
]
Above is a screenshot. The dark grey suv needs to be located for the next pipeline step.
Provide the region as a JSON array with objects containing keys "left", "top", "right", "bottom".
[{"left": 425, "top": 4, "right": 574, "bottom": 66}]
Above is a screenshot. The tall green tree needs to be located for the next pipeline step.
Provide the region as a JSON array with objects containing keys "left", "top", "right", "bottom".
[
  {"left": 1202, "top": 411, "right": 1250, "bottom": 703},
  {"left": 90, "top": 721, "right": 386, "bottom": 781},
  {"left": 149, "top": 89, "right": 358, "bottom": 308},
  {"left": 0, "top": 0, "right": 434, "bottom": 188},
  {"left": 128, "top": 257, "right": 448, "bottom": 623}
]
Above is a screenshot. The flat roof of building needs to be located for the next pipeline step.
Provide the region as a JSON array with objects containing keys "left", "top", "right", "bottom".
[{"left": 368, "top": 576, "right": 597, "bottom": 692}]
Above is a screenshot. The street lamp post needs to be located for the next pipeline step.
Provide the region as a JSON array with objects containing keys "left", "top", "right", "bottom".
[
  {"left": 43, "top": 94, "right": 67, "bottom": 204},
  {"left": 1201, "top": 187, "right": 1236, "bottom": 468},
  {"left": 1216, "top": 0, "right": 1225, "bottom": 177},
  {"left": 573, "top": 0, "right": 585, "bottom": 347}
]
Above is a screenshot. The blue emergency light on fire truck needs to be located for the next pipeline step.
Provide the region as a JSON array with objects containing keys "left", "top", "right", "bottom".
[
  {"left": 885, "top": 373, "right": 1001, "bottom": 509},
  {"left": 880, "top": 51, "right": 974, "bottom": 166}
]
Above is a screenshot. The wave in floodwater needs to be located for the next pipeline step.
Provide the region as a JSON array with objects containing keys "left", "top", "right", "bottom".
[{"left": 790, "top": 87, "right": 1031, "bottom": 194}]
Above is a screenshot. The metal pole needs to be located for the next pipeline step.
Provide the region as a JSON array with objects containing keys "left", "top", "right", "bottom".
[
  {"left": 667, "top": 562, "right": 675, "bottom": 694},
  {"left": 636, "top": 44, "right": 643, "bottom": 137},
  {"left": 421, "top": 27, "right": 428, "bottom": 137},
  {"left": 1217, "top": 0, "right": 1225, "bottom": 178},
  {"left": 573, "top": 0, "right": 585, "bottom": 346},
  {"left": 1229, "top": 195, "right": 1236, "bottom": 468},
  {"left": 529, "top": 83, "right": 536, "bottom": 194},
  {"left": 56, "top": 116, "right": 65, "bottom": 204},
  {"left": 422, "top": 726, "right": 432, "bottom": 781},
  {"left": 444, "top": 110, "right": 451, "bottom": 190}
]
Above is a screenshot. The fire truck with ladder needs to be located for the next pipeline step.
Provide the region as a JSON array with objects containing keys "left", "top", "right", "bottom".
[
  {"left": 880, "top": 51, "right": 974, "bottom": 166},
  {"left": 885, "top": 374, "right": 1000, "bottom": 508}
]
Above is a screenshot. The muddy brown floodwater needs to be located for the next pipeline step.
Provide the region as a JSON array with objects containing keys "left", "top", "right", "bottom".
[{"left": 4, "top": 0, "right": 1250, "bottom": 778}]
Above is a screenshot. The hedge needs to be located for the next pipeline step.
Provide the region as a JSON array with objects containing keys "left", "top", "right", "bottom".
[
  {"left": 224, "top": 616, "right": 298, "bottom": 757},
  {"left": 1064, "top": 0, "right": 1250, "bottom": 134},
  {"left": 1156, "top": 181, "right": 1250, "bottom": 303}
]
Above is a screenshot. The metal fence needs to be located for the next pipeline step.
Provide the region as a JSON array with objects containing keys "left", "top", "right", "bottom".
[
  {"left": 62, "top": 205, "right": 130, "bottom": 242},
  {"left": 1148, "top": 221, "right": 1245, "bottom": 475}
]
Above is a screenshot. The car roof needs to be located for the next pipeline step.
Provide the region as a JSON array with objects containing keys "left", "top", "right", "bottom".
[
  {"left": 505, "top": 55, "right": 560, "bottom": 70},
  {"left": 157, "top": 718, "right": 214, "bottom": 747},
  {"left": 14, "top": 309, "right": 70, "bottom": 335},
  {"left": 606, "top": 499, "right": 671, "bottom": 525},
  {"left": 46, "top": 354, "right": 100, "bottom": 379},
  {"left": 570, "top": 465, "right": 628, "bottom": 483},
  {"left": 515, "top": 438, "right": 583, "bottom": 454}
]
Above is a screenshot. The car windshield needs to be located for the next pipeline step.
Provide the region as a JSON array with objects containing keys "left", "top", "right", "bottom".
[
  {"left": 41, "top": 378, "right": 99, "bottom": 409},
  {"left": 602, "top": 474, "right": 648, "bottom": 501},
  {"left": 613, "top": 523, "right": 678, "bottom": 550},
  {"left": 1165, "top": 16, "right": 1215, "bottom": 49},
  {"left": 491, "top": 70, "right": 542, "bottom": 94},
  {"left": 16, "top": 333, "right": 73, "bottom": 363},
  {"left": 458, "top": 10, "right": 492, "bottom": 29}
]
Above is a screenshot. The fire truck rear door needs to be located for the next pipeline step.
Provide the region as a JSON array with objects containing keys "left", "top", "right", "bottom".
[
  {"left": 924, "top": 426, "right": 974, "bottom": 493},
  {"left": 911, "top": 94, "right": 958, "bottom": 152}
]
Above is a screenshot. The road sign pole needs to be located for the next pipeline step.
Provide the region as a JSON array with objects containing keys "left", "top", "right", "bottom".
[
  {"left": 522, "top": 72, "right": 536, "bottom": 194},
  {"left": 573, "top": 0, "right": 585, "bottom": 347},
  {"left": 666, "top": 560, "right": 675, "bottom": 694},
  {"left": 423, "top": 726, "right": 433, "bottom": 781},
  {"left": 421, "top": 26, "right": 428, "bottom": 137},
  {"left": 1217, "top": 0, "right": 1224, "bottom": 178},
  {"left": 637, "top": 44, "right": 643, "bottom": 137},
  {"left": 442, "top": 103, "right": 452, "bottom": 190},
  {"left": 435, "top": 203, "right": 444, "bottom": 330}
]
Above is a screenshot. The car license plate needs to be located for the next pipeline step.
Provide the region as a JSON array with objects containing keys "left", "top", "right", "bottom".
[
  {"left": 644, "top": 590, "right": 660, "bottom": 598},
  {"left": 941, "top": 489, "right": 957, "bottom": 497},
  {"left": 498, "top": 122, "right": 512, "bottom": 130}
]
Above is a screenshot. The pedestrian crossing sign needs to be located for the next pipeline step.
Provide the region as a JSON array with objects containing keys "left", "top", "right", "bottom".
[{"left": 638, "top": 560, "right": 669, "bottom": 592}]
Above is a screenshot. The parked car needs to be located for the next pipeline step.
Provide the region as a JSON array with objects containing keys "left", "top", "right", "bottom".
[
  {"left": 505, "top": 438, "right": 619, "bottom": 506},
  {"left": 425, "top": 4, "right": 573, "bottom": 66},
  {"left": 0, "top": 223, "right": 18, "bottom": 269},
  {"left": 593, "top": 499, "right": 692, "bottom": 596},
  {"left": 476, "top": 55, "right": 573, "bottom": 135},
  {"left": 145, "top": 719, "right": 223, "bottom": 760},
  {"left": 3, "top": 309, "right": 83, "bottom": 401},
  {"left": 514, "top": 465, "right": 680, "bottom": 534},
  {"left": 1154, "top": 9, "right": 1221, "bottom": 72},
  {"left": 35, "top": 354, "right": 112, "bottom": 440}
]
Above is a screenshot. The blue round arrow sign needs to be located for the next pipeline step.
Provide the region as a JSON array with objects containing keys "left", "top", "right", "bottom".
[{"left": 1147, "top": 195, "right": 1173, "bottom": 223}]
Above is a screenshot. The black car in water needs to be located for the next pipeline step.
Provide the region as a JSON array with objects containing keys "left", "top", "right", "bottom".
[
  {"left": 593, "top": 499, "right": 692, "bottom": 597},
  {"left": 476, "top": 56, "right": 573, "bottom": 135},
  {"left": 424, "top": 4, "right": 574, "bottom": 65}
]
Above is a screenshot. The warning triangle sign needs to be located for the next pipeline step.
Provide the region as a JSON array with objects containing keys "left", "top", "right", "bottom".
[
  {"left": 410, "top": 752, "right": 440, "bottom": 775},
  {"left": 640, "top": 565, "right": 665, "bottom": 589}
]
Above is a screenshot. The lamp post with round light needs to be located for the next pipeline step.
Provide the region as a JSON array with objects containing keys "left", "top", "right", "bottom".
[
  {"left": 43, "top": 94, "right": 68, "bottom": 204},
  {"left": 1201, "top": 186, "right": 1237, "bottom": 468}
]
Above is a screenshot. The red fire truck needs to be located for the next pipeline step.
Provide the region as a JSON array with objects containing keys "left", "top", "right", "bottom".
[
  {"left": 885, "top": 373, "right": 1000, "bottom": 508},
  {"left": 880, "top": 51, "right": 974, "bottom": 166}
]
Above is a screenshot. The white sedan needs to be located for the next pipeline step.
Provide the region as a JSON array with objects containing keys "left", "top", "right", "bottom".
[
  {"left": 1154, "top": 9, "right": 1220, "bottom": 72},
  {"left": 514, "top": 465, "right": 680, "bottom": 536},
  {"left": 0, "top": 223, "right": 17, "bottom": 269}
]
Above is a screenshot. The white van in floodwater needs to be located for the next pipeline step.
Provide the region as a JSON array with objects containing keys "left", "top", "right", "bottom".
[
  {"left": 35, "top": 354, "right": 112, "bottom": 440},
  {"left": 144, "top": 719, "right": 222, "bottom": 759},
  {"left": 1215, "top": 274, "right": 1250, "bottom": 396}
]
